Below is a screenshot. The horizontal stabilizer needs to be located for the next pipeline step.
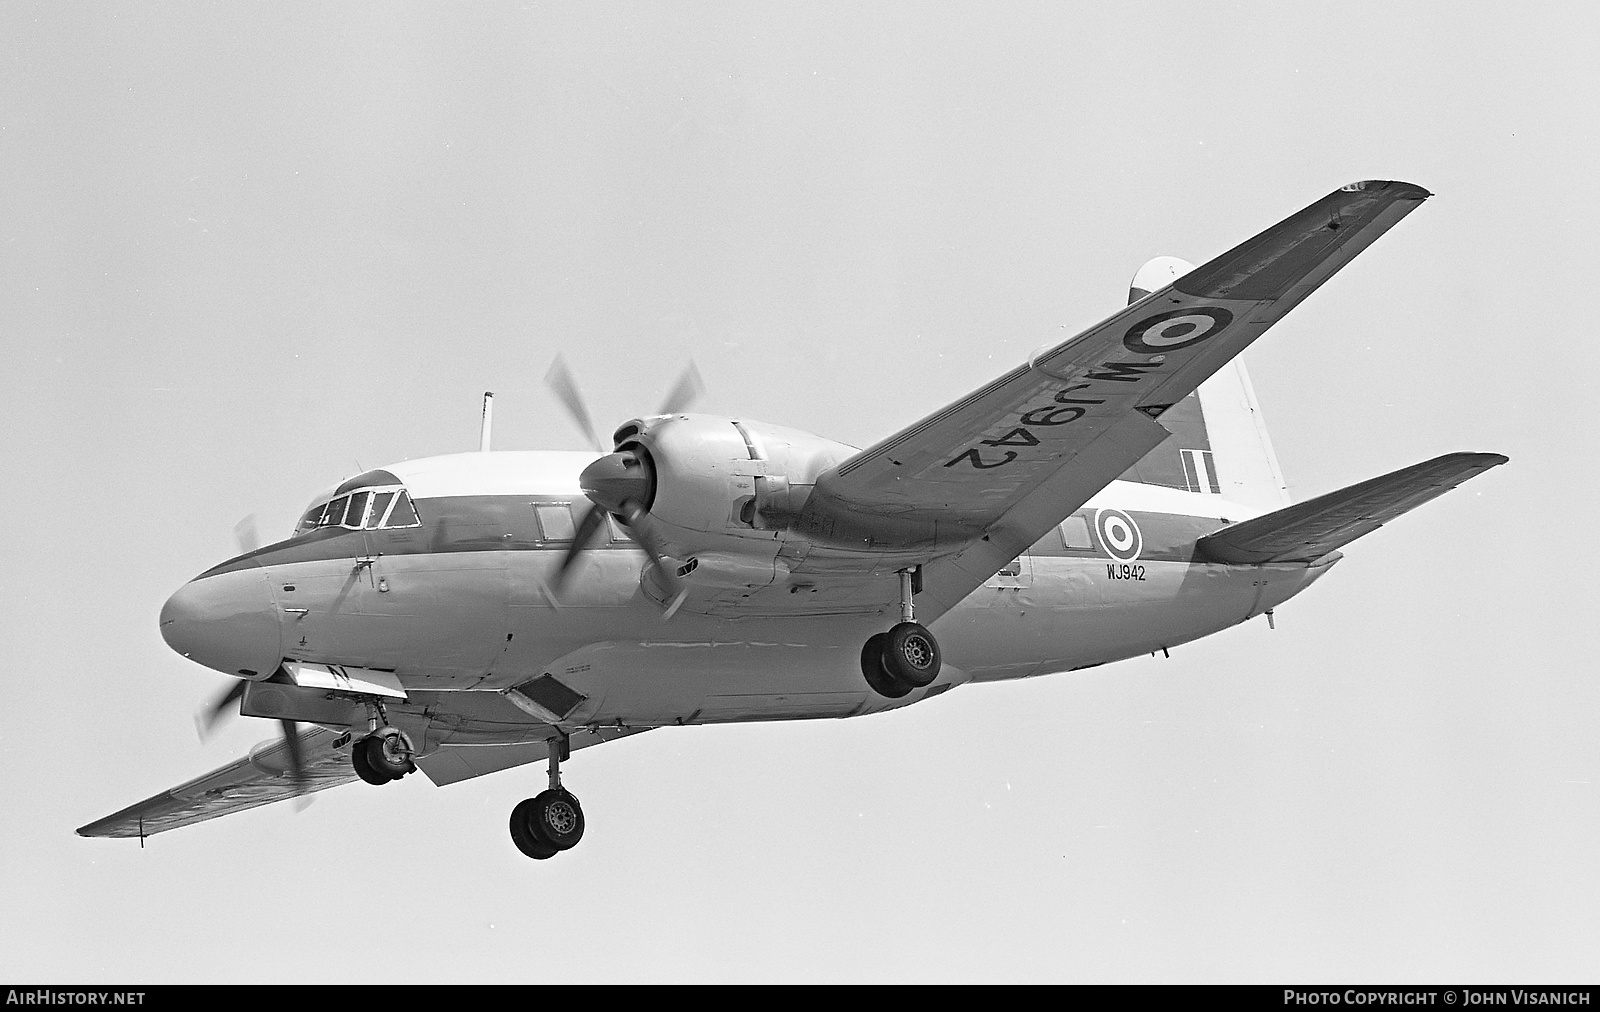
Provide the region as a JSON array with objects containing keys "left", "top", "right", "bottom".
[{"left": 1196, "top": 452, "right": 1507, "bottom": 564}]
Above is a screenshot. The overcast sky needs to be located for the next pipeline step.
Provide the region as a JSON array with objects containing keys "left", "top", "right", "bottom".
[{"left": 2, "top": 1, "right": 1595, "bottom": 983}]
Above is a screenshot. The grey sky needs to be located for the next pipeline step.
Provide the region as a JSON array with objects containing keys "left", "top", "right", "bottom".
[{"left": 2, "top": 2, "right": 1594, "bottom": 982}]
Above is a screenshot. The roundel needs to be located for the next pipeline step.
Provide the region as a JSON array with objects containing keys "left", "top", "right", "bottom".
[
  {"left": 1124, "top": 306, "right": 1234, "bottom": 354},
  {"left": 1095, "top": 508, "right": 1143, "bottom": 562}
]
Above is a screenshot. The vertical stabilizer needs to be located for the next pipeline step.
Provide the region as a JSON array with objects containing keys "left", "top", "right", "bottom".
[
  {"left": 1196, "top": 359, "right": 1290, "bottom": 512},
  {"left": 1116, "top": 257, "right": 1291, "bottom": 514}
]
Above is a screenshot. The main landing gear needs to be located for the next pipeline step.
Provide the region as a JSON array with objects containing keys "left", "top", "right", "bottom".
[
  {"left": 861, "top": 568, "right": 942, "bottom": 698},
  {"left": 349, "top": 700, "right": 416, "bottom": 785},
  {"left": 509, "top": 733, "right": 586, "bottom": 860}
]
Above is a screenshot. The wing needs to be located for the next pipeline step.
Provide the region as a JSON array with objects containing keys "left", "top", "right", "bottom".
[
  {"left": 807, "top": 181, "right": 1430, "bottom": 538},
  {"left": 76, "top": 693, "right": 646, "bottom": 838},
  {"left": 76, "top": 726, "right": 356, "bottom": 839},
  {"left": 1196, "top": 452, "right": 1508, "bottom": 564},
  {"left": 797, "top": 180, "right": 1432, "bottom": 616}
]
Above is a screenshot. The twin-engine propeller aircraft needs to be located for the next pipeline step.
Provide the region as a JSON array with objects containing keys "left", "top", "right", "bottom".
[{"left": 80, "top": 180, "right": 1505, "bottom": 859}]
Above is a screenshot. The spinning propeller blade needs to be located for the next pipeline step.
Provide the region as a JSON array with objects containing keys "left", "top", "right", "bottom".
[
  {"left": 656, "top": 361, "right": 704, "bottom": 416},
  {"left": 544, "top": 354, "right": 606, "bottom": 453},
  {"left": 553, "top": 502, "right": 610, "bottom": 590},
  {"left": 233, "top": 515, "right": 261, "bottom": 555},
  {"left": 280, "top": 718, "right": 309, "bottom": 797},
  {"left": 195, "top": 679, "right": 246, "bottom": 740},
  {"left": 194, "top": 674, "right": 311, "bottom": 802}
]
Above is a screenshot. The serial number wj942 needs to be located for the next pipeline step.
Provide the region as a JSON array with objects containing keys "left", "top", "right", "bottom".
[{"left": 1106, "top": 563, "right": 1146, "bottom": 581}]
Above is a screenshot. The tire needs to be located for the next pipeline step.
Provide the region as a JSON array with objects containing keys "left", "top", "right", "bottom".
[
  {"left": 881, "top": 622, "right": 941, "bottom": 688},
  {"left": 362, "top": 733, "right": 414, "bottom": 780},
  {"left": 510, "top": 798, "right": 559, "bottom": 860},
  {"left": 860, "top": 633, "right": 912, "bottom": 699},
  {"left": 527, "top": 789, "right": 586, "bottom": 851},
  {"left": 351, "top": 739, "right": 393, "bottom": 785}
]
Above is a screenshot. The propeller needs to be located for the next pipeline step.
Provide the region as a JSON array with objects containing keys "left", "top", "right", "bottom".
[
  {"left": 544, "top": 354, "right": 606, "bottom": 453},
  {"left": 233, "top": 514, "right": 262, "bottom": 555},
  {"left": 195, "top": 672, "right": 311, "bottom": 802},
  {"left": 656, "top": 361, "right": 704, "bottom": 416},
  {"left": 199, "top": 526, "right": 308, "bottom": 799},
  {"left": 544, "top": 358, "right": 703, "bottom": 608}
]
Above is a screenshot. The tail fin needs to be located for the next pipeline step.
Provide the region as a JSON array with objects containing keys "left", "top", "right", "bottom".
[{"left": 1116, "top": 257, "right": 1291, "bottom": 513}]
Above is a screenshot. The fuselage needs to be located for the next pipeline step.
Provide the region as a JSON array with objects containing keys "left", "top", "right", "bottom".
[{"left": 159, "top": 449, "right": 1334, "bottom": 728}]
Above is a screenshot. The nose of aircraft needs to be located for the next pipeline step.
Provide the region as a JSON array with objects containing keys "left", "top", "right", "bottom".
[{"left": 159, "top": 568, "right": 283, "bottom": 678}]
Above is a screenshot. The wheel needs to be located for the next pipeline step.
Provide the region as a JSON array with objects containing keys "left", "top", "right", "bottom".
[
  {"left": 881, "top": 621, "right": 941, "bottom": 688},
  {"left": 860, "top": 632, "right": 912, "bottom": 698},
  {"left": 351, "top": 738, "right": 393, "bottom": 785},
  {"left": 360, "top": 732, "right": 415, "bottom": 780},
  {"left": 526, "top": 789, "right": 586, "bottom": 851},
  {"left": 510, "top": 798, "right": 559, "bottom": 860}
]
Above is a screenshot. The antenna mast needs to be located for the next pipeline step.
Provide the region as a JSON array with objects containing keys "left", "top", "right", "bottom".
[{"left": 479, "top": 391, "right": 494, "bottom": 452}]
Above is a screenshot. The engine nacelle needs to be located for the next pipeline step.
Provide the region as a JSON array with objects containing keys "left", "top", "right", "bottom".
[{"left": 610, "top": 413, "right": 856, "bottom": 547}]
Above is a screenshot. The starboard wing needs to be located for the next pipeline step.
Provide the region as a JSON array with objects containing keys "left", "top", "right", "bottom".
[
  {"left": 799, "top": 180, "right": 1433, "bottom": 617},
  {"left": 809, "top": 181, "right": 1431, "bottom": 534}
]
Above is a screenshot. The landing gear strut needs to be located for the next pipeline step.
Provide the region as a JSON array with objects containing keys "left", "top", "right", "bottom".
[
  {"left": 509, "top": 733, "right": 586, "bottom": 860},
  {"left": 861, "top": 567, "right": 942, "bottom": 698},
  {"left": 350, "top": 700, "right": 416, "bottom": 785}
]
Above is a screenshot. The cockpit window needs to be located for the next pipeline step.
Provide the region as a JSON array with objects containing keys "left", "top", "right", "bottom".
[
  {"left": 295, "top": 485, "right": 422, "bottom": 536},
  {"left": 369, "top": 491, "right": 395, "bottom": 529},
  {"left": 345, "top": 491, "right": 371, "bottom": 528},
  {"left": 322, "top": 496, "right": 351, "bottom": 529},
  {"left": 297, "top": 505, "right": 325, "bottom": 534},
  {"left": 382, "top": 490, "right": 421, "bottom": 528}
]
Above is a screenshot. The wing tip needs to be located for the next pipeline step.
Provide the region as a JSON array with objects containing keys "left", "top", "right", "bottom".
[
  {"left": 1342, "top": 179, "right": 1433, "bottom": 201},
  {"left": 1440, "top": 450, "right": 1510, "bottom": 469}
]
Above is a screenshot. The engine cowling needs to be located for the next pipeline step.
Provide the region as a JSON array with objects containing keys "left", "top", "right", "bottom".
[{"left": 580, "top": 413, "right": 857, "bottom": 561}]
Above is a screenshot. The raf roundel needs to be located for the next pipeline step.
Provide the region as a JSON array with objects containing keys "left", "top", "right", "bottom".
[
  {"left": 1123, "top": 306, "right": 1233, "bottom": 354},
  {"left": 1095, "top": 508, "right": 1143, "bottom": 562}
]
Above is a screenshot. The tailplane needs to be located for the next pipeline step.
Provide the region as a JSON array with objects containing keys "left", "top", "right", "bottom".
[{"left": 1196, "top": 452, "right": 1508, "bottom": 563}]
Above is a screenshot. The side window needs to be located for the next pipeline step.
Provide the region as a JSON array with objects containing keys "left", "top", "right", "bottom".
[
  {"left": 1061, "top": 514, "right": 1093, "bottom": 550},
  {"left": 382, "top": 490, "right": 422, "bottom": 529},
  {"left": 535, "top": 504, "right": 577, "bottom": 542}
]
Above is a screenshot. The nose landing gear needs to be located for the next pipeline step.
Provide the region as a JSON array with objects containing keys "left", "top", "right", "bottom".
[
  {"left": 509, "top": 733, "right": 586, "bottom": 860},
  {"left": 861, "top": 567, "right": 942, "bottom": 698}
]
